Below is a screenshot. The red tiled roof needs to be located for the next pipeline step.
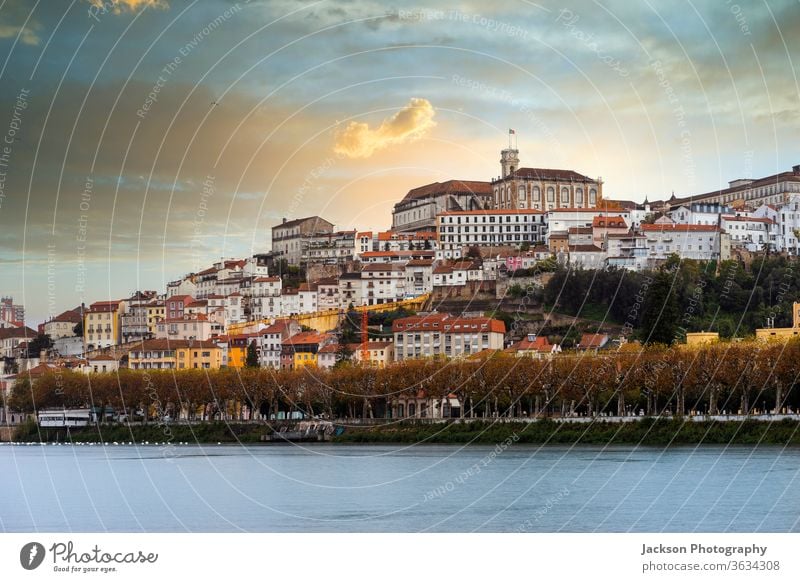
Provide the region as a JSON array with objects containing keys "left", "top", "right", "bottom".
[
  {"left": 578, "top": 333, "right": 609, "bottom": 348},
  {"left": 640, "top": 224, "right": 720, "bottom": 232},
  {"left": 592, "top": 215, "right": 627, "bottom": 228},
  {"left": 254, "top": 276, "right": 281, "bottom": 283},
  {"left": 505, "top": 167, "right": 593, "bottom": 181},
  {"left": 510, "top": 336, "right": 553, "bottom": 352},
  {"left": 392, "top": 314, "right": 505, "bottom": 334},
  {"left": 399, "top": 180, "right": 492, "bottom": 204}
]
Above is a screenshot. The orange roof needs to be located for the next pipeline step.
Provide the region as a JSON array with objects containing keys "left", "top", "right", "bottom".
[
  {"left": 578, "top": 333, "right": 609, "bottom": 348},
  {"left": 640, "top": 224, "right": 719, "bottom": 232},
  {"left": 392, "top": 314, "right": 505, "bottom": 334},
  {"left": 284, "top": 331, "right": 330, "bottom": 345},
  {"left": 254, "top": 276, "right": 281, "bottom": 283},
  {"left": 722, "top": 215, "right": 774, "bottom": 224},
  {"left": 510, "top": 336, "right": 552, "bottom": 352},
  {"left": 399, "top": 180, "right": 492, "bottom": 204},
  {"left": 592, "top": 215, "right": 627, "bottom": 228}
]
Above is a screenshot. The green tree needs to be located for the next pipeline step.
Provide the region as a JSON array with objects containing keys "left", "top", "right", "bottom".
[
  {"left": 27, "top": 333, "right": 54, "bottom": 358},
  {"left": 245, "top": 341, "right": 259, "bottom": 368},
  {"left": 639, "top": 269, "right": 680, "bottom": 345}
]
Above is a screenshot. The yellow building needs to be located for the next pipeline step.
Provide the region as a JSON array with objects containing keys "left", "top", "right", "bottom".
[
  {"left": 84, "top": 300, "right": 122, "bottom": 350},
  {"left": 128, "top": 339, "right": 222, "bottom": 370},
  {"left": 226, "top": 334, "right": 254, "bottom": 369},
  {"left": 293, "top": 351, "right": 318, "bottom": 368},
  {"left": 684, "top": 331, "right": 720, "bottom": 346},
  {"left": 146, "top": 301, "right": 166, "bottom": 336},
  {"left": 756, "top": 302, "right": 800, "bottom": 341}
]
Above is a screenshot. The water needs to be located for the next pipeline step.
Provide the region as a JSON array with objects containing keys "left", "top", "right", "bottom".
[{"left": 1, "top": 443, "right": 798, "bottom": 532}]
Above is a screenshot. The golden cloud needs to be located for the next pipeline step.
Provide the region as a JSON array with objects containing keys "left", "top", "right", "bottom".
[
  {"left": 333, "top": 97, "right": 436, "bottom": 158},
  {"left": 87, "top": 0, "right": 169, "bottom": 14}
]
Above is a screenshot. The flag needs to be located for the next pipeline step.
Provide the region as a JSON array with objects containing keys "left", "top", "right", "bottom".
[{"left": 509, "top": 129, "right": 515, "bottom": 134}]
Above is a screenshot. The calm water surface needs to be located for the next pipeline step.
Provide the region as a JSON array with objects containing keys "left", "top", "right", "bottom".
[{"left": 1, "top": 443, "right": 798, "bottom": 532}]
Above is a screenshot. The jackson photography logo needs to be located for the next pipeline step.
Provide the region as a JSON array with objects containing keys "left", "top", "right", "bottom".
[{"left": 20, "top": 542, "right": 46, "bottom": 570}]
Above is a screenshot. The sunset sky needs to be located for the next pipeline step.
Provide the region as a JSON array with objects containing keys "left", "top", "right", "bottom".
[{"left": 1, "top": 0, "right": 798, "bottom": 324}]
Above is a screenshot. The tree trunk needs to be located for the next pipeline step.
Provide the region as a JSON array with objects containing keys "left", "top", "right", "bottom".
[
  {"left": 709, "top": 387, "right": 718, "bottom": 415},
  {"left": 774, "top": 382, "right": 784, "bottom": 415}
]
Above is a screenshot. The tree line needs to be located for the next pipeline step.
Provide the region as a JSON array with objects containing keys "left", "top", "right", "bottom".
[
  {"left": 538, "top": 254, "right": 800, "bottom": 341},
  {"left": 9, "top": 340, "right": 800, "bottom": 421}
]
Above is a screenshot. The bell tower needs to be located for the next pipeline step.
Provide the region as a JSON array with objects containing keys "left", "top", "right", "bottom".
[{"left": 500, "top": 147, "right": 519, "bottom": 178}]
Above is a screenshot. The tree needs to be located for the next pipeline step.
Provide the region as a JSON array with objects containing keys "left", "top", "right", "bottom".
[
  {"left": 466, "top": 245, "right": 481, "bottom": 259},
  {"left": 27, "top": 334, "right": 54, "bottom": 358},
  {"left": 423, "top": 238, "right": 432, "bottom": 250},
  {"left": 245, "top": 340, "right": 259, "bottom": 368},
  {"left": 73, "top": 320, "right": 83, "bottom": 337},
  {"left": 639, "top": 270, "right": 679, "bottom": 345},
  {"left": 520, "top": 241, "right": 531, "bottom": 252}
]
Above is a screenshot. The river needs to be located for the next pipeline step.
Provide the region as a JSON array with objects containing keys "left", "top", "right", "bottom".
[{"left": 1, "top": 443, "right": 798, "bottom": 532}]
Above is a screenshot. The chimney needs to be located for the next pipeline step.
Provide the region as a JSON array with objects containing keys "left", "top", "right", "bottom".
[
  {"left": 282, "top": 218, "right": 287, "bottom": 224},
  {"left": 793, "top": 165, "right": 800, "bottom": 175}
]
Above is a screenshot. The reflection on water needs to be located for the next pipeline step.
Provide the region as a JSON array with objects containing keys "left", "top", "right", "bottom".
[{"left": 1, "top": 444, "right": 798, "bottom": 532}]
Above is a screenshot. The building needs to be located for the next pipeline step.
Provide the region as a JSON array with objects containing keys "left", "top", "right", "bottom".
[
  {"left": 43, "top": 308, "right": 83, "bottom": 339},
  {"left": 81, "top": 354, "right": 120, "bottom": 374},
  {"left": 436, "top": 209, "right": 548, "bottom": 253},
  {"left": 605, "top": 232, "right": 649, "bottom": 271},
  {"left": 393, "top": 313, "right": 506, "bottom": 360},
  {"left": 0, "top": 326, "right": 37, "bottom": 358},
  {"left": 776, "top": 195, "right": 800, "bottom": 254},
  {"left": 316, "top": 278, "right": 340, "bottom": 311},
  {"left": 491, "top": 146, "right": 603, "bottom": 211},
  {"left": 303, "top": 230, "right": 357, "bottom": 265},
  {"left": 281, "top": 331, "right": 334, "bottom": 369},
  {"left": 640, "top": 223, "right": 729, "bottom": 262},
  {"left": 318, "top": 340, "right": 395, "bottom": 369},
  {"left": 0, "top": 296, "right": 24, "bottom": 326},
  {"left": 505, "top": 334, "right": 561, "bottom": 359},
  {"left": 361, "top": 264, "right": 406, "bottom": 305},
  {"left": 392, "top": 180, "right": 493, "bottom": 233},
  {"left": 756, "top": 302, "right": 800, "bottom": 341},
  {"left": 546, "top": 208, "right": 630, "bottom": 238},
  {"left": 592, "top": 215, "right": 629, "bottom": 249},
  {"left": 668, "top": 164, "right": 800, "bottom": 209},
  {"left": 405, "top": 259, "right": 434, "bottom": 296},
  {"left": 256, "top": 320, "right": 301, "bottom": 369},
  {"left": 128, "top": 339, "right": 223, "bottom": 370},
  {"left": 154, "top": 314, "right": 220, "bottom": 341},
  {"left": 576, "top": 333, "right": 610, "bottom": 351},
  {"left": 338, "top": 273, "right": 362, "bottom": 309},
  {"left": 271, "top": 216, "right": 335, "bottom": 265},
  {"left": 121, "top": 291, "right": 157, "bottom": 343},
  {"left": 720, "top": 215, "right": 777, "bottom": 252},
  {"left": 83, "top": 300, "right": 123, "bottom": 350}
]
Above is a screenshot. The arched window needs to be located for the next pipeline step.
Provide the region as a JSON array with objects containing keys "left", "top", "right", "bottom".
[
  {"left": 518, "top": 185, "right": 526, "bottom": 201},
  {"left": 576, "top": 188, "right": 583, "bottom": 204},
  {"left": 547, "top": 187, "right": 555, "bottom": 203},
  {"left": 408, "top": 403, "right": 416, "bottom": 417},
  {"left": 561, "top": 187, "right": 569, "bottom": 204},
  {"left": 533, "top": 186, "right": 540, "bottom": 201},
  {"left": 589, "top": 188, "right": 597, "bottom": 205}
]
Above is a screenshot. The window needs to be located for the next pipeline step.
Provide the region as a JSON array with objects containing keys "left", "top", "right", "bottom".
[
  {"left": 518, "top": 185, "right": 526, "bottom": 201},
  {"left": 561, "top": 187, "right": 569, "bottom": 204},
  {"left": 589, "top": 189, "right": 597, "bottom": 205},
  {"left": 547, "top": 187, "right": 555, "bottom": 202},
  {"left": 533, "top": 186, "right": 540, "bottom": 201},
  {"left": 576, "top": 188, "right": 583, "bottom": 204}
]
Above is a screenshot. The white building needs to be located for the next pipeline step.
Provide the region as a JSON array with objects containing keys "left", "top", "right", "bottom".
[
  {"left": 405, "top": 259, "right": 434, "bottom": 296},
  {"left": 720, "top": 214, "right": 777, "bottom": 252},
  {"left": 775, "top": 195, "right": 800, "bottom": 254},
  {"left": 361, "top": 264, "right": 406, "bottom": 305},
  {"left": 670, "top": 202, "right": 732, "bottom": 226},
  {"left": 436, "top": 209, "right": 548, "bottom": 254},
  {"left": 546, "top": 208, "right": 630, "bottom": 239},
  {"left": 640, "top": 224, "right": 729, "bottom": 262},
  {"left": 392, "top": 314, "right": 506, "bottom": 360}
]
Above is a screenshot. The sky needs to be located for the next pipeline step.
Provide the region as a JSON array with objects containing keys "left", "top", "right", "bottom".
[{"left": 0, "top": 0, "right": 798, "bottom": 325}]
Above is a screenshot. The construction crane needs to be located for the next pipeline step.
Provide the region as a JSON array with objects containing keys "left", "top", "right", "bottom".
[{"left": 361, "top": 309, "right": 369, "bottom": 363}]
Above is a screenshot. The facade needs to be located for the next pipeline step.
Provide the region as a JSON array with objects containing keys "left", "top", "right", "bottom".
[
  {"left": 43, "top": 308, "right": 82, "bottom": 339},
  {"left": 392, "top": 180, "right": 493, "bottom": 233},
  {"left": 720, "top": 215, "right": 777, "bottom": 252},
  {"left": 592, "top": 215, "right": 628, "bottom": 248},
  {"left": 755, "top": 301, "right": 800, "bottom": 341},
  {"left": 257, "top": 320, "right": 301, "bottom": 369},
  {"left": 668, "top": 165, "right": 800, "bottom": 209},
  {"left": 361, "top": 264, "right": 406, "bottom": 305},
  {"left": 0, "top": 296, "right": 24, "bottom": 326},
  {"left": 491, "top": 147, "right": 603, "bottom": 211},
  {"left": 81, "top": 354, "right": 119, "bottom": 374},
  {"left": 405, "top": 259, "right": 434, "bottom": 296},
  {"left": 303, "top": 230, "right": 357, "bottom": 265},
  {"left": 281, "top": 331, "right": 333, "bottom": 369},
  {"left": 547, "top": 208, "right": 630, "bottom": 237},
  {"left": 392, "top": 313, "right": 506, "bottom": 360},
  {"left": 776, "top": 195, "right": 800, "bottom": 254},
  {"left": 316, "top": 278, "right": 340, "bottom": 311},
  {"left": 128, "top": 339, "right": 223, "bottom": 370},
  {"left": 120, "top": 292, "right": 156, "bottom": 343},
  {"left": 640, "top": 224, "right": 727, "bottom": 262},
  {"left": 271, "top": 216, "right": 335, "bottom": 265},
  {"left": 338, "top": 273, "right": 362, "bottom": 309},
  {"left": 154, "top": 314, "right": 220, "bottom": 341},
  {"left": 0, "top": 326, "right": 37, "bottom": 358},
  {"left": 436, "top": 209, "right": 547, "bottom": 252},
  {"left": 83, "top": 300, "right": 123, "bottom": 350}
]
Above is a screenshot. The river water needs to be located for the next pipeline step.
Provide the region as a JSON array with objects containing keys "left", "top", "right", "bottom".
[{"left": 1, "top": 443, "right": 798, "bottom": 532}]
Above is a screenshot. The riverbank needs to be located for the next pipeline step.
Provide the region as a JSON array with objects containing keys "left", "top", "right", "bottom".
[
  {"left": 11, "top": 417, "right": 800, "bottom": 445},
  {"left": 332, "top": 418, "right": 800, "bottom": 445}
]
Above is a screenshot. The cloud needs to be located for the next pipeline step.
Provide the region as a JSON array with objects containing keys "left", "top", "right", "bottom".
[
  {"left": 0, "top": 0, "right": 41, "bottom": 45},
  {"left": 86, "top": 0, "right": 169, "bottom": 15},
  {"left": 333, "top": 97, "right": 437, "bottom": 158}
]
